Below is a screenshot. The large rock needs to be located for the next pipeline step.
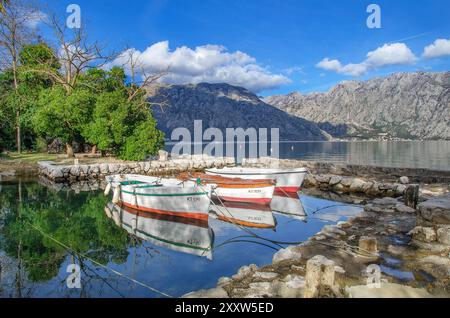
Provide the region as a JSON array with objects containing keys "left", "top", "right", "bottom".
[
  {"left": 408, "top": 226, "right": 437, "bottom": 242},
  {"left": 349, "top": 178, "right": 366, "bottom": 193},
  {"left": 304, "top": 255, "right": 337, "bottom": 298},
  {"left": 272, "top": 246, "right": 302, "bottom": 263},
  {"left": 436, "top": 226, "right": 450, "bottom": 245},
  {"left": 418, "top": 194, "right": 450, "bottom": 224}
]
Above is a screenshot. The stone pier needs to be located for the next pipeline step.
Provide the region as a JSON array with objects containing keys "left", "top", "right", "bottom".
[{"left": 38, "top": 154, "right": 235, "bottom": 183}]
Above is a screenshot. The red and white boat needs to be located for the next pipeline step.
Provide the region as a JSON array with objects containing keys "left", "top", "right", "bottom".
[
  {"left": 105, "top": 174, "right": 212, "bottom": 221},
  {"left": 205, "top": 167, "right": 308, "bottom": 194},
  {"left": 177, "top": 172, "right": 275, "bottom": 205},
  {"left": 209, "top": 201, "right": 276, "bottom": 229},
  {"left": 105, "top": 202, "right": 214, "bottom": 259}
]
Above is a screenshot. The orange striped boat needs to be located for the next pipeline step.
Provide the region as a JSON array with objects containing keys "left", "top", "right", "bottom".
[{"left": 177, "top": 172, "right": 275, "bottom": 205}]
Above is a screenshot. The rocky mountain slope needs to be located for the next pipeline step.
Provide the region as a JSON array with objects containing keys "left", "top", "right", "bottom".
[
  {"left": 148, "top": 83, "right": 330, "bottom": 141},
  {"left": 265, "top": 72, "right": 450, "bottom": 140}
]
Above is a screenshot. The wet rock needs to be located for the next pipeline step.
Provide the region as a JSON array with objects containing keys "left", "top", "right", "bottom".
[
  {"left": 183, "top": 286, "right": 228, "bottom": 298},
  {"left": 436, "top": 226, "right": 450, "bottom": 245},
  {"left": 372, "top": 197, "right": 398, "bottom": 206},
  {"left": 418, "top": 194, "right": 450, "bottom": 224},
  {"left": 395, "top": 203, "right": 416, "bottom": 214},
  {"left": 408, "top": 226, "right": 436, "bottom": 242},
  {"left": 399, "top": 176, "right": 410, "bottom": 184},
  {"left": 272, "top": 246, "right": 302, "bottom": 263},
  {"left": 359, "top": 236, "right": 378, "bottom": 253},
  {"left": 404, "top": 184, "right": 420, "bottom": 209},
  {"left": 346, "top": 283, "right": 434, "bottom": 298}
]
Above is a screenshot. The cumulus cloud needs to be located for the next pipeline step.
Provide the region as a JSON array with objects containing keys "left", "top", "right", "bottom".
[
  {"left": 423, "top": 38, "right": 450, "bottom": 58},
  {"left": 316, "top": 43, "right": 417, "bottom": 76},
  {"left": 107, "top": 41, "right": 290, "bottom": 92}
]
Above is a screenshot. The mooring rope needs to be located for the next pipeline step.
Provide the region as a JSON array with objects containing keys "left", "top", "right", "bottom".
[{"left": 26, "top": 222, "right": 173, "bottom": 298}]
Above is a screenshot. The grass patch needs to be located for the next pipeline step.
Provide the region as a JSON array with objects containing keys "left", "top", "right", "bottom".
[{"left": 1, "top": 152, "right": 58, "bottom": 164}]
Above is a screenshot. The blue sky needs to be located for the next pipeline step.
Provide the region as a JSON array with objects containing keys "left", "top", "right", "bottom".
[{"left": 41, "top": 0, "right": 450, "bottom": 95}]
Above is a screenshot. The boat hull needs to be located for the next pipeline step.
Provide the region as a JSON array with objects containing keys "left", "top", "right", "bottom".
[
  {"left": 205, "top": 168, "right": 307, "bottom": 193},
  {"left": 213, "top": 185, "right": 274, "bottom": 204},
  {"left": 105, "top": 203, "right": 213, "bottom": 259},
  {"left": 210, "top": 201, "right": 275, "bottom": 228},
  {"left": 107, "top": 175, "right": 211, "bottom": 221}
]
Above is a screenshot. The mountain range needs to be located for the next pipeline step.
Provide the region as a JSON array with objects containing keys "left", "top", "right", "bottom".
[
  {"left": 265, "top": 72, "right": 450, "bottom": 140},
  {"left": 148, "top": 72, "right": 450, "bottom": 142},
  {"left": 148, "top": 83, "right": 330, "bottom": 141}
]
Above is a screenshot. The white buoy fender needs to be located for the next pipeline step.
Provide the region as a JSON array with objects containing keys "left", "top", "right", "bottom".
[
  {"left": 112, "top": 185, "right": 121, "bottom": 204},
  {"left": 104, "top": 182, "right": 112, "bottom": 196}
]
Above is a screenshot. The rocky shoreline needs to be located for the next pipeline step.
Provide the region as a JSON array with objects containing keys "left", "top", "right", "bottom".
[{"left": 184, "top": 193, "right": 450, "bottom": 298}]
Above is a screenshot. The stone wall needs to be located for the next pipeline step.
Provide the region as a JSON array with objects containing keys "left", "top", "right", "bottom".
[
  {"left": 303, "top": 173, "right": 408, "bottom": 198},
  {"left": 38, "top": 155, "right": 235, "bottom": 183},
  {"left": 242, "top": 158, "right": 450, "bottom": 183}
]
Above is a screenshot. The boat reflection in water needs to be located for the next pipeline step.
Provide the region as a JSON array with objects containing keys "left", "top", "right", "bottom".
[
  {"left": 209, "top": 200, "right": 276, "bottom": 229},
  {"left": 104, "top": 202, "right": 214, "bottom": 259},
  {"left": 270, "top": 192, "right": 307, "bottom": 222}
]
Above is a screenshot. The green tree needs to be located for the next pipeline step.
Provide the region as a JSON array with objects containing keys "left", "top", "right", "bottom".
[
  {"left": 33, "top": 85, "right": 96, "bottom": 157},
  {"left": 81, "top": 67, "right": 164, "bottom": 160}
]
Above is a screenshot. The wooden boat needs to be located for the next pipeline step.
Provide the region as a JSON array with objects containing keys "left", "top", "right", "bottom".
[
  {"left": 205, "top": 167, "right": 308, "bottom": 194},
  {"left": 177, "top": 172, "right": 275, "bottom": 205},
  {"left": 209, "top": 200, "right": 276, "bottom": 229},
  {"left": 270, "top": 192, "right": 307, "bottom": 222},
  {"left": 105, "top": 174, "right": 212, "bottom": 221},
  {"left": 105, "top": 202, "right": 213, "bottom": 259}
]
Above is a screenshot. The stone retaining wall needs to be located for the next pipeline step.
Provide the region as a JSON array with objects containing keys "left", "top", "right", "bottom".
[
  {"left": 303, "top": 173, "right": 408, "bottom": 198},
  {"left": 38, "top": 155, "right": 235, "bottom": 183},
  {"left": 242, "top": 158, "right": 450, "bottom": 183}
]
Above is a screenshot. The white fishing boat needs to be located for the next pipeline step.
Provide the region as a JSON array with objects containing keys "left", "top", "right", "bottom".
[
  {"left": 104, "top": 174, "right": 212, "bottom": 221},
  {"left": 205, "top": 167, "right": 308, "bottom": 194},
  {"left": 270, "top": 192, "right": 307, "bottom": 222},
  {"left": 209, "top": 200, "right": 276, "bottom": 229},
  {"left": 177, "top": 172, "right": 275, "bottom": 205},
  {"left": 105, "top": 202, "right": 213, "bottom": 259}
]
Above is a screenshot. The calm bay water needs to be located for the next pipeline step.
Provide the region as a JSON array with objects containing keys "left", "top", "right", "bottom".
[
  {"left": 166, "top": 141, "right": 450, "bottom": 171},
  {"left": 0, "top": 181, "right": 361, "bottom": 298}
]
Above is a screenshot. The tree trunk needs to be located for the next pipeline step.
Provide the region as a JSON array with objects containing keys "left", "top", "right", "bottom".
[
  {"left": 66, "top": 143, "right": 75, "bottom": 158},
  {"left": 91, "top": 145, "right": 97, "bottom": 154}
]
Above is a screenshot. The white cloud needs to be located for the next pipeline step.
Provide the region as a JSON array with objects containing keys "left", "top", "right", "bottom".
[
  {"left": 423, "top": 38, "right": 450, "bottom": 58},
  {"left": 107, "top": 41, "right": 290, "bottom": 92},
  {"left": 283, "top": 66, "right": 305, "bottom": 75},
  {"left": 316, "top": 43, "right": 417, "bottom": 76}
]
